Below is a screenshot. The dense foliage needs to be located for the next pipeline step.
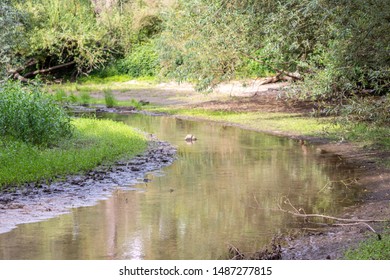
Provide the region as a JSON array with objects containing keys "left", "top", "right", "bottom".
[
  {"left": 1, "top": 0, "right": 389, "bottom": 123},
  {"left": 0, "top": 0, "right": 25, "bottom": 78},
  {"left": 1, "top": 0, "right": 166, "bottom": 80},
  {"left": 159, "top": 0, "right": 389, "bottom": 96},
  {"left": 0, "top": 81, "right": 73, "bottom": 146}
]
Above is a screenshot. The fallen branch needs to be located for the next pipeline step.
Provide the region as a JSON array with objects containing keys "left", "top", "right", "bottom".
[
  {"left": 243, "top": 53, "right": 303, "bottom": 86},
  {"left": 12, "top": 72, "right": 31, "bottom": 83},
  {"left": 9, "top": 60, "right": 76, "bottom": 82},
  {"left": 279, "top": 197, "right": 387, "bottom": 223},
  {"left": 24, "top": 61, "right": 76, "bottom": 78},
  {"left": 333, "top": 222, "right": 382, "bottom": 240},
  {"left": 277, "top": 197, "right": 387, "bottom": 240},
  {"left": 227, "top": 243, "right": 245, "bottom": 260}
]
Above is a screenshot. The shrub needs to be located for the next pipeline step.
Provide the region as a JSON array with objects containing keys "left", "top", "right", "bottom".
[
  {"left": 0, "top": 81, "right": 73, "bottom": 146},
  {"left": 117, "top": 42, "right": 159, "bottom": 78}
]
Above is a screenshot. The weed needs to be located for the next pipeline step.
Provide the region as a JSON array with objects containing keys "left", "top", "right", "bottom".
[
  {"left": 130, "top": 99, "right": 143, "bottom": 110},
  {"left": 68, "top": 92, "right": 78, "bottom": 104},
  {"left": 53, "top": 89, "right": 68, "bottom": 104},
  {"left": 79, "top": 91, "right": 91, "bottom": 106},
  {"left": 0, "top": 81, "right": 73, "bottom": 147},
  {"left": 103, "top": 88, "right": 117, "bottom": 108}
]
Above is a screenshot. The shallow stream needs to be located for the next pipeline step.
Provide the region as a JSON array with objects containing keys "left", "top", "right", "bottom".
[{"left": 0, "top": 113, "right": 361, "bottom": 259}]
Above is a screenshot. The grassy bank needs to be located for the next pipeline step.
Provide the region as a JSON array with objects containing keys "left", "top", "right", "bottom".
[
  {"left": 150, "top": 107, "right": 337, "bottom": 137},
  {"left": 150, "top": 107, "right": 390, "bottom": 161},
  {"left": 345, "top": 229, "right": 390, "bottom": 260},
  {"left": 0, "top": 118, "right": 147, "bottom": 188},
  {"left": 47, "top": 75, "right": 157, "bottom": 93}
]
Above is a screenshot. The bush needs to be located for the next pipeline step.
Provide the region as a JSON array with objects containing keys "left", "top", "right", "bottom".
[
  {"left": 117, "top": 42, "right": 159, "bottom": 78},
  {"left": 0, "top": 81, "right": 73, "bottom": 146}
]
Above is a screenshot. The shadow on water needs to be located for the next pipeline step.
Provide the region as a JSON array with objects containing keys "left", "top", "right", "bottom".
[{"left": 0, "top": 113, "right": 362, "bottom": 259}]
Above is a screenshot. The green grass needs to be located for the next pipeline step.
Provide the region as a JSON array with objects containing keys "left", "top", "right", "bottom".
[
  {"left": 339, "top": 123, "right": 390, "bottom": 150},
  {"left": 149, "top": 107, "right": 337, "bottom": 137},
  {"left": 47, "top": 76, "right": 158, "bottom": 93},
  {"left": 103, "top": 88, "right": 117, "bottom": 108},
  {"left": 0, "top": 118, "right": 147, "bottom": 188},
  {"left": 344, "top": 231, "right": 390, "bottom": 260}
]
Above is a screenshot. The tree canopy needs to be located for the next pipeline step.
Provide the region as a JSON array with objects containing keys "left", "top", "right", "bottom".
[
  {"left": 1, "top": 0, "right": 389, "bottom": 122},
  {"left": 158, "top": 0, "right": 390, "bottom": 98}
]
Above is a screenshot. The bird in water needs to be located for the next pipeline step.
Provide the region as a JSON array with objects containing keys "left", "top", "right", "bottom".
[{"left": 185, "top": 134, "right": 197, "bottom": 142}]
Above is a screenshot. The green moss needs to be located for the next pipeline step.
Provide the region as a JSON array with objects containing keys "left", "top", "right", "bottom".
[{"left": 0, "top": 118, "right": 147, "bottom": 188}]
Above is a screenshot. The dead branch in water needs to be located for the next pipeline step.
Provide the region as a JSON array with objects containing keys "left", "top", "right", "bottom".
[
  {"left": 279, "top": 197, "right": 387, "bottom": 223},
  {"left": 318, "top": 178, "right": 358, "bottom": 193},
  {"left": 276, "top": 197, "right": 387, "bottom": 240}
]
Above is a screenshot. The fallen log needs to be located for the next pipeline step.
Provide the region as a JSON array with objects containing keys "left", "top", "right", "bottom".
[
  {"left": 9, "top": 60, "right": 76, "bottom": 82},
  {"left": 24, "top": 61, "right": 76, "bottom": 78}
]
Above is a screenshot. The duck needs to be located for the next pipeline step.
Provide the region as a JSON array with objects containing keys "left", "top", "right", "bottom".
[{"left": 184, "top": 134, "right": 197, "bottom": 142}]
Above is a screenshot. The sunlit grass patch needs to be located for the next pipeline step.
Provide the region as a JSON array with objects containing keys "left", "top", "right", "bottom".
[
  {"left": 0, "top": 118, "right": 147, "bottom": 188},
  {"left": 47, "top": 76, "right": 157, "bottom": 93},
  {"left": 344, "top": 231, "right": 390, "bottom": 260},
  {"left": 150, "top": 107, "right": 336, "bottom": 137}
]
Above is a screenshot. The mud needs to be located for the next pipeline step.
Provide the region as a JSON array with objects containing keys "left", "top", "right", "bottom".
[{"left": 0, "top": 136, "right": 176, "bottom": 234}]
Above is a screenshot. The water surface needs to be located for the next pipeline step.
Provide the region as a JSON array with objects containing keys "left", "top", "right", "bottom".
[{"left": 0, "top": 113, "right": 360, "bottom": 259}]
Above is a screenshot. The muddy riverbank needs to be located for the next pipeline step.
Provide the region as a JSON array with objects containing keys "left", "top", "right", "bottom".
[{"left": 0, "top": 135, "right": 176, "bottom": 234}]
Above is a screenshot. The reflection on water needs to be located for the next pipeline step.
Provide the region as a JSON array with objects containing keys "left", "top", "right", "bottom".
[{"left": 0, "top": 114, "right": 361, "bottom": 259}]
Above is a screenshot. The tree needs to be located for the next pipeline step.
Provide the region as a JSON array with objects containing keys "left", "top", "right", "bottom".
[
  {"left": 158, "top": 0, "right": 270, "bottom": 91},
  {"left": 158, "top": 0, "right": 389, "bottom": 101},
  {"left": 0, "top": 0, "right": 26, "bottom": 79}
]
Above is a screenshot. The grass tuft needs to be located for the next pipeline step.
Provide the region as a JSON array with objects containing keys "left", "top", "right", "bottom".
[{"left": 103, "top": 88, "right": 117, "bottom": 108}]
